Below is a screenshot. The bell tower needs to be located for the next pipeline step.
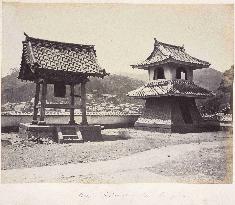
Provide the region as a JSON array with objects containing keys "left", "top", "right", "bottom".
[{"left": 128, "top": 39, "right": 218, "bottom": 133}]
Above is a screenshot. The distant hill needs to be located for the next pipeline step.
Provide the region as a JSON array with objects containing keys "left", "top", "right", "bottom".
[
  {"left": 1, "top": 67, "right": 228, "bottom": 113},
  {"left": 85, "top": 74, "right": 145, "bottom": 104},
  {"left": 1, "top": 71, "right": 145, "bottom": 105},
  {"left": 213, "top": 65, "right": 233, "bottom": 112},
  {"left": 1, "top": 72, "right": 35, "bottom": 104},
  {"left": 198, "top": 65, "right": 234, "bottom": 114},
  {"left": 194, "top": 68, "right": 223, "bottom": 91},
  {"left": 121, "top": 67, "right": 222, "bottom": 91}
]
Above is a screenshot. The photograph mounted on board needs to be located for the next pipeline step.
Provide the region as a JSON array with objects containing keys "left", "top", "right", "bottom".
[{"left": 1, "top": 3, "right": 233, "bottom": 184}]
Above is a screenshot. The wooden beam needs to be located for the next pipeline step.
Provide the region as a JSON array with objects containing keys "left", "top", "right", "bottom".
[
  {"left": 81, "top": 81, "right": 88, "bottom": 125},
  {"left": 69, "top": 84, "right": 76, "bottom": 125},
  {"left": 31, "top": 82, "right": 40, "bottom": 124},
  {"left": 38, "top": 81, "right": 47, "bottom": 125}
]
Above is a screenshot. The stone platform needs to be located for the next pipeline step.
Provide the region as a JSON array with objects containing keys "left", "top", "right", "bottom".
[
  {"left": 134, "top": 97, "right": 220, "bottom": 133},
  {"left": 19, "top": 123, "right": 103, "bottom": 143}
]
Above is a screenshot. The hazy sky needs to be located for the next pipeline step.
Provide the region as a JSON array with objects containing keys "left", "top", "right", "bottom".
[{"left": 2, "top": 3, "right": 234, "bottom": 77}]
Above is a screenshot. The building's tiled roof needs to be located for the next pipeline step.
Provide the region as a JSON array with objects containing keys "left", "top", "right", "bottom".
[
  {"left": 131, "top": 39, "right": 210, "bottom": 69},
  {"left": 20, "top": 33, "right": 107, "bottom": 80},
  {"left": 127, "top": 80, "right": 214, "bottom": 98}
]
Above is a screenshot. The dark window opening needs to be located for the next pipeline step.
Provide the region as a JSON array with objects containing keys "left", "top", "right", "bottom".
[
  {"left": 179, "top": 101, "right": 193, "bottom": 124},
  {"left": 176, "top": 68, "right": 187, "bottom": 80},
  {"left": 154, "top": 67, "right": 165, "bottom": 80}
]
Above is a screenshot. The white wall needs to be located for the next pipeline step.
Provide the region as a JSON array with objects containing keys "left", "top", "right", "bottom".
[
  {"left": 148, "top": 67, "right": 155, "bottom": 81},
  {"left": 148, "top": 65, "right": 193, "bottom": 81},
  {"left": 1, "top": 114, "right": 140, "bottom": 127}
]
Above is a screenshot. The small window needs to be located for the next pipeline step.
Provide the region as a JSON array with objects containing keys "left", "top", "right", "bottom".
[
  {"left": 154, "top": 67, "right": 165, "bottom": 80},
  {"left": 176, "top": 68, "right": 187, "bottom": 80}
]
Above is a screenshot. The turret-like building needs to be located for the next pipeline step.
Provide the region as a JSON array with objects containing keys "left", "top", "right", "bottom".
[{"left": 128, "top": 39, "right": 216, "bottom": 133}]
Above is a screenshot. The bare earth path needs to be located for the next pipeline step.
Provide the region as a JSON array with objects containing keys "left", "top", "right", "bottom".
[{"left": 2, "top": 140, "right": 231, "bottom": 183}]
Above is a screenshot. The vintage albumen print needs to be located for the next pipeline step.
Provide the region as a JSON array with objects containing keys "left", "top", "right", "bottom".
[{"left": 1, "top": 3, "right": 233, "bottom": 183}]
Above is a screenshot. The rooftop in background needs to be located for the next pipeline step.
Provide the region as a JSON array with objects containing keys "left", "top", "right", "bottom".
[
  {"left": 131, "top": 38, "right": 210, "bottom": 70},
  {"left": 127, "top": 79, "right": 214, "bottom": 99},
  {"left": 18, "top": 33, "right": 108, "bottom": 84}
]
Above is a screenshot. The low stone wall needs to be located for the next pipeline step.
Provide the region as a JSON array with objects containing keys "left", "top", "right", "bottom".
[{"left": 1, "top": 114, "right": 140, "bottom": 131}]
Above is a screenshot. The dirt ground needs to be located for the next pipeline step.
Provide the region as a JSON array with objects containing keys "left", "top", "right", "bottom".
[{"left": 1, "top": 128, "right": 233, "bottom": 183}]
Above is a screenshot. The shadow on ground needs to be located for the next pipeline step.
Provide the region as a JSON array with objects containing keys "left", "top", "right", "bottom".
[{"left": 101, "top": 134, "right": 131, "bottom": 141}]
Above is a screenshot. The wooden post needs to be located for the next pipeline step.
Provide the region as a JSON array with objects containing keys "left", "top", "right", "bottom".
[
  {"left": 81, "top": 81, "right": 88, "bottom": 125},
  {"left": 69, "top": 84, "right": 76, "bottom": 124},
  {"left": 31, "top": 82, "right": 40, "bottom": 124},
  {"left": 38, "top": 81, "right": 47, "bottom": 125}
]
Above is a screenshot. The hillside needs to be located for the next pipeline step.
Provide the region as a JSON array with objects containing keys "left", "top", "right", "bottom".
[
  {"left": 1, "top": 71, "right": 145, "bottom": 105},
  {"left": 1, "top": 72, "right": 35, "bottom": 104},
  {"left": 1, "top": 67, "right": 230, "bottom": 115},
  {"left": 199, "top": 65, "right": 234, "bottom": 114},
  {"left": 194, "top": 68, "right": 223, "bottom": 91},
  {"left": 121, "top": 67, "right": 222, "bottom": 91}
]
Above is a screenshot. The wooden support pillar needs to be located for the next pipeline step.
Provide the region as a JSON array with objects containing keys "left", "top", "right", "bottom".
[
  {"left": 81, "top": 81, "right": 88, "bottom": 125},
  {"left": 31, "top": 82, "right": 40, "bottom": 124},
  {"left": 69, "top": 84, "right": 76, "bottom": 124},
  {"left": 38, "top": 81, "right": 47, "bottom": 125}
]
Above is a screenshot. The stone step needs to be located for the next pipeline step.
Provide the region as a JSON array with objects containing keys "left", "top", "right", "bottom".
[
  {"left": 60, "top": 127, "right": 77, "bottom": 135},
  {"left": 62, "top": 134, "right": 83, "bottom": 143},
  {"left": 63, "top": 134, "right": 78, "bottom": 137},
  {"left": 56, "top": 125, "right": 102, "bottom": 143},
  {"left": 57, "top": 127, "right": 80, "bottom": 143},
  {"left": 63, "top": 135, "right": 79, "bottom": 139},
  {"left": 61, "top": 140, "right": 83, "bottom": 143}
]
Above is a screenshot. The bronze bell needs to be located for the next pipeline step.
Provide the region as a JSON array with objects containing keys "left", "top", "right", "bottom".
[{"left": 54, "top": 82, "right": 66, "bottom": 97}]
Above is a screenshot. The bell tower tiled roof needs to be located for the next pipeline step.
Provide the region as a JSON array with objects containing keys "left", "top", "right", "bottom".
[
  {"left": 19, "top": 33, "right": 107, "bottom": 83},
  {"left": 131, "top": 38, "right": 210, "bottom": 69}
]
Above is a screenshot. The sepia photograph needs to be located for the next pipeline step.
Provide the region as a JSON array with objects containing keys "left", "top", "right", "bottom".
[{"left": 1, "top": 2, "right": 233, "bottom": 185}]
